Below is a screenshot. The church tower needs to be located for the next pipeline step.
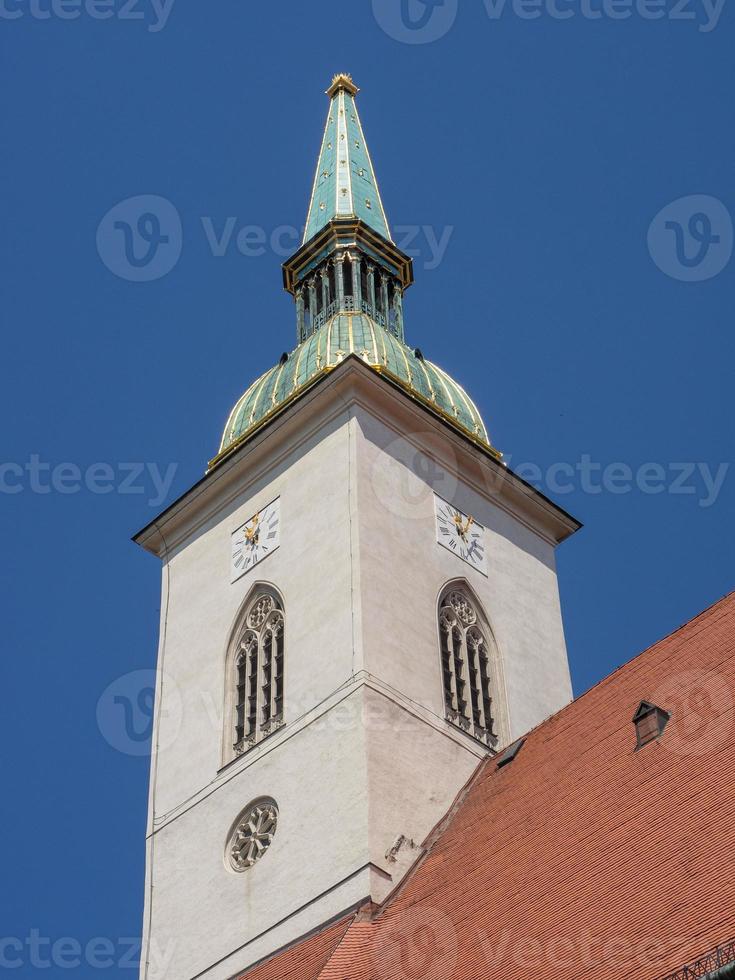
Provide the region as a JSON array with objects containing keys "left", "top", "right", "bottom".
[{"left": 134, "top": 75, "right": 580, "bottom": 980}]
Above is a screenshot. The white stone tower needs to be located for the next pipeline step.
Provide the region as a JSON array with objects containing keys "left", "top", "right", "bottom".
[{"left": 134, "top": 74, "right": 580, "bottom": 980}]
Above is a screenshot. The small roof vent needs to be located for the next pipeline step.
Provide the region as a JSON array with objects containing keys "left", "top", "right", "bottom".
[
  {"left": 633, "top": 700, "right": 670, "bottom": 751},
  {"left": 496, "top": 738, "right": 526, "bottom": 769},
  {"left": 279, "top": 352, "right": 289, "bottom": 366}
]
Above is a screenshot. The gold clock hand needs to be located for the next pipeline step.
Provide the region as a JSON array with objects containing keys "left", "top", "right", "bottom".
[{"left": 244, "top": 514, "right": 260, "bottom": 542}]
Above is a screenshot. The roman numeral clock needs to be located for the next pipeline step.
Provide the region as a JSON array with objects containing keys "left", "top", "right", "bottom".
[
  {"left": 231, "top": 498, "right": 281, "bottom": 582},
  {"left": 434, "top": 494, "right": 488, "bottom": 576}
]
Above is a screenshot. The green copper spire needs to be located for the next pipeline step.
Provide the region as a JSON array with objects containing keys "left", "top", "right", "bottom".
[
  {"left": 212, "top": 76, "right": 497, "bottom": 471},
  {"left": 303, "top": 74, "right": 392, "bottom": 244}
]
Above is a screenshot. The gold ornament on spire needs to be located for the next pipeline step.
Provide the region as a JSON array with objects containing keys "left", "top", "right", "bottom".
[{"left": 326, "top": 73, "right": 359, "bottom": 98}]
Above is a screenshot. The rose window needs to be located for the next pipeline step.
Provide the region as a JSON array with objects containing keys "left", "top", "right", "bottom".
[{"left": 229, "top": 800, "right": 278, "bottom": 872}]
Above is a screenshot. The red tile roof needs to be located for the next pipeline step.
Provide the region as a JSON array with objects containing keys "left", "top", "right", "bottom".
[
  {"left": 240, "top": 916, "right": 356, "bottom": 980},
  {"left": 241, "top": 592, "right": 735, "bottom": 980}
]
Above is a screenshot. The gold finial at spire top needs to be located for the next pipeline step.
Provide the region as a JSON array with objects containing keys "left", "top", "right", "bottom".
[{"left": 326, "top": 73, "right": 359, "bottom": 98}]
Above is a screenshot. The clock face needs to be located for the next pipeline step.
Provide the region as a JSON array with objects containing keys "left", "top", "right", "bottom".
[
  {"left": 231, "top": 498, "right": 281, "bottom": 582},
  {"left": 434, "top": 495, "right": 488, "bottom": 576}
]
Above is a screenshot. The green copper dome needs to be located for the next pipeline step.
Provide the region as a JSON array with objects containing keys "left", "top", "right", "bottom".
[{"left": 215, "top": 313, "right": 492, "bottom": 464}]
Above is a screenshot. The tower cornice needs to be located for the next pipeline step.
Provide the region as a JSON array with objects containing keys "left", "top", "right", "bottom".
[{"left": 134, "top": 356, "right": 580, "bottom": 558}]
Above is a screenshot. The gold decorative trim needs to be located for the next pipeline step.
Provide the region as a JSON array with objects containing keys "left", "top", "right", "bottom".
[
  {"left": 326, "top": 73, "right": 359, "bottom": 98},
  {"left": 292, "top": 338, "right": 307, "bottom": 392},
  {"left": 218, "top": 374, "right": 263, "bottom": 453},
  {"left": 434, "top": 363, "right": 490, "bottom": 445},
  {"left": 429, "top": 361, "right": 457, "bottom": 417},
  {"left": 248, "top": 370, "right": 272, "bottom": 427},
  {"left": 271, "top": 362, "right": 287, "bottom": 406},
  {"left": 397, "top": 339, "right": 414, "bottom": 386},
  {"left": 416, "top": 356, "right": 437, "bottom": 401},
  {"left": 365, "top": 316, "right": 379, "bottom": 366}
]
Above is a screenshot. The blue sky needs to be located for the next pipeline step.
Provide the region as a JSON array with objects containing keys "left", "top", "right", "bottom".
[{"left": 1, "top": 0, "right": 733, "bottom": 974}]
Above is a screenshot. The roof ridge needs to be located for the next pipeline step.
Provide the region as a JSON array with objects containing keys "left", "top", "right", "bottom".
[
  {"left": 571, "top": 588, "right": 735, "bottom": 698},
  {"left": 528, "top": 588, "right": 735, "bottom": 738}
]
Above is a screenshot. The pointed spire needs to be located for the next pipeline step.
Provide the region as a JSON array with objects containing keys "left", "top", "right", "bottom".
[
  {"left": 303, "top": 74, "right": 392, "bottom": 245},
  {"left": 283, "top": 78, "right": 413, "bottom": 343}
]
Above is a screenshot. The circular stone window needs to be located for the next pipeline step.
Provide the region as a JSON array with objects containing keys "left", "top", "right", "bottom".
[{"left": 227, "top": 799, "right": 278, "bottom": 872}]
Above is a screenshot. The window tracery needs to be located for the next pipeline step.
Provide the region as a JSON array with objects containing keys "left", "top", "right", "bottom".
[
  {"left": 439, "top": 587, "right": 496, "bottom": 746},
  {"left": 229, "top": 589, "right": 285, "bottom": 759}
]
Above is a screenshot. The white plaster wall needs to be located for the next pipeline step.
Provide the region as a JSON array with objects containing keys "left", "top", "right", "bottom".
[
  {"left": 362, "top": 688, "right": 481, "bottom": 900},
  {"left": 150, "top": 418, "right": 358, "bottom": 819},
  {"left": 145, "top": 697, "right": 370, "bottom": 980},
  {"left": 353, "top": 408, "right": 573, "bottom": 741}
]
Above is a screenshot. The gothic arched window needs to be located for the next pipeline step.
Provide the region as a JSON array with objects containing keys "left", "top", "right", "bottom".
[
  {"left": 438, "top": 587, "right": 497, "bottom": 747},
  {"left": 228, "top": 589, "right": 285, "bottom": 760}
]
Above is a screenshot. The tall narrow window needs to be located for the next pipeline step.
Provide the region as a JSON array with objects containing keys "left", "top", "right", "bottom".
[
  {"left": 234, "top": 631, "right": 258, "bottom": 746},
  {"left": 229, "top": 590, "right": 285, "bottom": 759},
  {"left": 438, "top": 588, "right": 497, "bottom": 747}
]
